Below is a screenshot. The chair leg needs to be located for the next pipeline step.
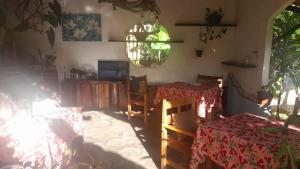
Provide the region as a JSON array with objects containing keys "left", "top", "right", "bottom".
[
  {"left": 144, "top": 104, "right": 148, "bottom": 126},
  {"left": 128, "top": 104, "right": 132, "bottom": 120},
  {"left": 161, "top": 127, "right": 167, "bottom": 169}
]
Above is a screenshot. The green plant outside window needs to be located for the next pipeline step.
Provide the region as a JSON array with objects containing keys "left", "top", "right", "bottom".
[{"left": 126, "top": 22, "right": 171, "bottom": 68}]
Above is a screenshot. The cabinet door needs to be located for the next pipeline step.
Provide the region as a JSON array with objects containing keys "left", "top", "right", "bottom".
[
  {"left": 98, "top": 83, "right": 110, "bottom": 109},
  {"left": 118, "top": 82, "right": 128, "bottom": 109},
  {"left": 79, "top": 82, "right": 93, "bottom": 108}
]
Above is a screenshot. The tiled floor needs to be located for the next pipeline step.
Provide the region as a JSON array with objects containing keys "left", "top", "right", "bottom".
[{"left": 80, "top": 109, "right": 161, "bottom": 169}]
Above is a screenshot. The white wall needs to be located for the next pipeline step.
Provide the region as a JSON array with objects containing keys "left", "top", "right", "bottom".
[
  {"left": 233, "top": 0, "right": 293, "bottom": 94},
  {"left": 13, "top": 0, "right": 237, "bottom": 83}
]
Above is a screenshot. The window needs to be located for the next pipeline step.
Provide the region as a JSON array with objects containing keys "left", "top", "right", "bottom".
[{"left": 126, "top": 22, "right": 171, "bottom": 68}]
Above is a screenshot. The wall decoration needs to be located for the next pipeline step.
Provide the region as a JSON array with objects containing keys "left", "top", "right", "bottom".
[{"left": 62, "top": 14, "right": 101, "bottom": 41}]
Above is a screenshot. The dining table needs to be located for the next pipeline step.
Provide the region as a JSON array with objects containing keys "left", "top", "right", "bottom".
[
  {"left": 190, "top": 113, "right": 300, "bottom": 169},
  {"left": 153, "top": 82, "right": 222, "bottom": 118}
]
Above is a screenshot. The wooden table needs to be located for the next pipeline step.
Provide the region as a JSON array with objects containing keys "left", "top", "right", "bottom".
[
  {"left": 190, "top": 113, "right": 300, "bottom": 169},
  {"left": 153, "top": 82, "right": 222, "bottom": 119}
]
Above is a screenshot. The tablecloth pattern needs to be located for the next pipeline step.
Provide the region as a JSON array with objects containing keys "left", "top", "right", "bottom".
[
  {"left": 0, "top": 106, "right": 82, "bottom": 168},
  {"left": 153, "top": 82, "right": 222, "bottom": 116},
  {"left": 190, "top": 113, "right": 300, "bottom": 169}
]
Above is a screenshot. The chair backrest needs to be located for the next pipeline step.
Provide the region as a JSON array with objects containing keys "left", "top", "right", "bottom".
[
  {"left": 162, "top": 97, "right": 197, "bottom": 132},
  {"left": 197, "top": 74, "right": 223, "bottom": 87},
  {"left": 128, "top": 75, "right": 147, "bottom": 94},
  {"left": 161, "top": 97, "right": 197, "bottom": 169}
]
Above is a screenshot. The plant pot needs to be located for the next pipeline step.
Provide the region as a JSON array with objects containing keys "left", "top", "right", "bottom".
[
  {"left": 207, "top": 14, "right": 222, "bottom": 25},
  {"left": 196, "top": 49, "right": 203, "bottom": 57}
]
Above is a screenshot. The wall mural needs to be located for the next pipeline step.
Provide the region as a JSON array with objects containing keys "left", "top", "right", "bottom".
[{"left": 62, "top": 14, "right": 102, "bottom": 41}]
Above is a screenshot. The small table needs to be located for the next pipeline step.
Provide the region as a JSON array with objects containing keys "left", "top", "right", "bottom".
[
  {"left": 190, "top": 113, "right": 300, "bottom": 169},
  {"left": 153, "top": 82, "right": 222, "bottom": 118}
]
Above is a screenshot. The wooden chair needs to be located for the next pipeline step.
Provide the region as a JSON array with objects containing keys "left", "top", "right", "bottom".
[
  {"left": 127, "top": 75, "right": 149, "bottom": 125},
  {"left": 161, "top": 97, "right": 198, "bottom": 169},
  {"left": 197, "top": 74, "right": 223, "bottom": 88}
]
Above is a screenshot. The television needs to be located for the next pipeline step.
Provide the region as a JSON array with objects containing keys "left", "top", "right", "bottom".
[{"left": 98, "top": 60, "right": 129, "bottom": 81}]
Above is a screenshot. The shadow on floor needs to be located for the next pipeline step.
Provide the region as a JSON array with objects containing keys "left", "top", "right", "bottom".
[
  {"left": 83, "top": 108, "right": 162, "bottom": 168},
  {"left": 70, "top": 142, "right": 147, "bottom": 169}
]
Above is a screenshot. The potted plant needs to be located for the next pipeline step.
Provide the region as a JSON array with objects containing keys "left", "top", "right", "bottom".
[
  {"left": 199, "top": 8, "right": 227, "bottom": 43},
  {"left": 0, "top": 0, "right": 62, "bottom": 48},
  {"left": 195, "top": 48, "right": 204, "bottom": 57},
  {"left": 205, "top": 8, "right": 224, "bottom": 26}
]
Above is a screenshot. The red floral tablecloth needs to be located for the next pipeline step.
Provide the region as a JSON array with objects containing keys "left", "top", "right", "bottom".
[
  {"left": 0, "top": 106, "right": 82, "bottom": 168},
  {"left": 190, "top": 113, "right": 300, "bottom": 169},
  {"left": 153, "top": 82, "right": 222, "bottom": 117}
]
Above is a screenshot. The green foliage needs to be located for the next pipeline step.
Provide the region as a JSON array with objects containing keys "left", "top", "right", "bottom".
[
  {"left": 265, "top": 10, "right": 300, "bottom": 169},
  {"left": 43, "top": 0, "right": 62, "bottom": 48},
  {"left": 0, "top": 26, "right": 5, "bottom": 48},
  {"left": 126, "top": 23, "right": 171, "bottom": 68},
  {"left": 14, "top": 22, "right": 30, "bottom": 31},
  {"left": 47, "top": 27, "right": 55, "bottom": 48},
  {"left": 267, "top": 11, "right": 300, "bottom": 115},
  {"left": 0, "top": 8, "right": 5, "bottom": 48},
  {"left": 3, "top": 0, "right": 62, "bottom": 48}
]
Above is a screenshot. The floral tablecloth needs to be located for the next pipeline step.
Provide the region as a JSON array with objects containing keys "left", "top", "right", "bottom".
[
  {"left": 0, "top": 106, "right": 83, "bottom": 168},
  {"left": 153, "top": 82, "right": 222, "bottom": 117},
  {"left": 190, "top": 113, "right": 300, "bottom": 169}
]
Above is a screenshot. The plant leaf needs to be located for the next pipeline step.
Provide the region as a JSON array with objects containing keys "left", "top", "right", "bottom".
[
  {"left": 0, "top": 26, "right": 5, "bottom": 48},
  {"left": 49, "top": 0, "right": 62, "bottom": 25},
  {"left": 47, "top": 27, "right": 55, "bottom": 48},
  {"left": 0, "top": 9, "right": 5, "bottom": 27},
  {"left": 14, "top": 22, "right": 30, "bottom": 31},
  {"left": 42, "top": 14, "right": 58, "bottom": 27}
]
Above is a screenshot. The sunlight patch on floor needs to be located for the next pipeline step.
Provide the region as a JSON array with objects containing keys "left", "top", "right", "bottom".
[{"left": 82, "top": 111, "right": 158, "bottom": 169}]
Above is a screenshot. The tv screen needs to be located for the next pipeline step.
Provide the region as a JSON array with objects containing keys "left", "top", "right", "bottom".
[{"left": 98, "top": 60, "right": 129, "bottom": 81}]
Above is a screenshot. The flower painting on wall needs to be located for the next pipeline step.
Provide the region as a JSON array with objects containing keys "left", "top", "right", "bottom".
[{"left": 62, "top": 14, "right": 101, "bottom": 41}]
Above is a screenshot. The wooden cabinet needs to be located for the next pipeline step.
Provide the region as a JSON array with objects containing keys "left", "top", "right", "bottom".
[
  {"left": 98, "top": 82, "right": 110, "bottom": 109},
  {"left": 60, "top": 79, "right": 127, "bottom": 110},
  {"left": 79, "top": 81, "right": 98, "bottom": 109}
]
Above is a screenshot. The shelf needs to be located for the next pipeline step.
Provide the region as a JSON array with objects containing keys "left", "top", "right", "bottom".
[
  {"left": 175, "top": 23, "right": 237, "bottom": 27},
  {"left": 221, "top": 61, "right": 256, "bottom": 68},
  {"left": 108, "top": 40, "right": 184, "bottom": 43}
]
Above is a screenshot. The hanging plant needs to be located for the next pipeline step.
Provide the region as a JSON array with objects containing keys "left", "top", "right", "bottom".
[
  {"left": 0, "top": 0, "right": 62, "bottom": 48},
  {"left": 199, "top": 8, "right": 227, "bottom": 44}
]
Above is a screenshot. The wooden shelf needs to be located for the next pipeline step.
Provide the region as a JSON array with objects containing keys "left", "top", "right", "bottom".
[
  {"left": 175, "top": 23, "right": 237, "bottom": 27},
  {"left": 221, "top": 61, "right": 256, "bottom": 68},
  {"left": 108, "top": 39, "right": 184, "bottom": 43}
]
